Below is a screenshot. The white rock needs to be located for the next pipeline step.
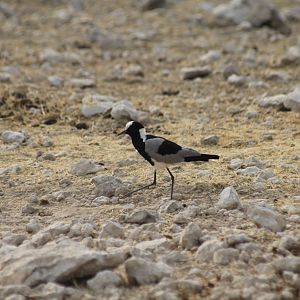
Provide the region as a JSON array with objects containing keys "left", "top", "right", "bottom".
[
  {"left": 265, "top": 71, "right": 291, "bottom": 82},
  {"left": 217, "top": 186, "right": 241, "bottom": 210},
  {"left": 181, "top": 66, "right": 211, "bottom": 80},
  {"left": 180, "top": 223, "right": 203, "bottom": 250},
  {"left": 259, "top": 94, "right": 286, "bottom": 109},
  {"left": 0, "top": 72, "right": 11, "bottom": 83},
  {"left": 159, "top": 200, "right": 183, "bottom": 213},
  {"left": 70, "top": 159, "right": 103, "bottom": 176},
  {"left": 195, "top": 239, "right": 226, "bottom": 262},
  {"left": 229, "top": 158, "right": 243, "bottom": 170},
  {"left": 125, "top": 209, "right": 158, "bottom": 224},
  {"left": 135, "top": 238, "right": 171, "bottom": 252},
  {"left": 26, "top": 219, "right": 42, "bottom": 234},
  {"left": 237, "top": 166, "right": 261, "bottom": 176},
  {"left": 92, "top": 175, "right": 123, "bottom": 197},
  {"left": 284, "top": 87, "right": 300, "bottom": 112},
  {"left": 247, "top": 205, "right": 286, "bottom": 232},
  {"left": 2, "top": 234, "right": 27, "bottom": 246},
  {"left": 81, "top": 94, "right": 117, "bottom": 117},
  {"left": 0, "top": 165, "right": 21, "bottom": 175},
  {"left": 40, "top": 49, "right": 80, "bottom": 65},
  {"left": 99, "top": 221, "right": 125, "bottom": 239},
  {"left": 34, "top": 282, "right": 65, "bottom": 300},
  {"left": 213, "top": 0, "right": 291, "bottom": 35},
  {"left": 0, "top": 239, "right": 126, "bottom": 286},
  {"left": 69, "top": 78, "right": 96, "bottom": 88},
  {"left": 201, "top": 135, "right": 219, "bottom": 145},
  {"left": 125, "top": 257, "right": 172, "bottom": 285},
  {"left": 213, "top": 248, "right": 239, "bottom": 265},
  {"left": 48, "top": 76, "right": 64, "bottom": 87},
  {"left": 226, "top": 234, "right": 252, "bottom": 247},
  {"left": 200, "top": 50, "right": 221, "bottom": 63},
  {"left": 278, "top": 236, "right": 299, "bottom": 253},
  {"left": 1, "top": 131, "right": 25, "bottom": 144},
  {"left": 227, "top": 74, "right": 249, "bottom": 86},
  {"left": 274, "top": 257, "right": 300, "bottom": 274},
  {"left": 87, "top": 270, "right": 123, "bottom": 291},
  {"left": 282, "top": 46, "right": 300, "bottom": 65},
  {"left": 110, "top": 100, "right": 140, "bottom": 121}
]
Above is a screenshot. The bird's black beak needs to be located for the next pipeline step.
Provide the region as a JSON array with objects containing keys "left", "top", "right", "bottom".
[{"left": 118, "top": 130, "right": 127, "bottom": 136}]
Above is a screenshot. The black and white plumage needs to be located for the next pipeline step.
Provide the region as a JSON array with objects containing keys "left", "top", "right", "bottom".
[{"left": 119, "top": 121, "right": 219, "bottom": 199}]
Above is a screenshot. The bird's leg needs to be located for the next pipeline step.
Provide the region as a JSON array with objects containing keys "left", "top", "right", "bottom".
[
  {"left": 166, "top": 168, "right": 175, "bottom": 200},
  {"left": 123, "top": 170, "right": 156, "bottom": 198}
]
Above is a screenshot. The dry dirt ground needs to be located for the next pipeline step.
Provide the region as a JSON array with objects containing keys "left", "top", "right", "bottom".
[{"left": 0, "top": 0, "right": 300, "bottom": 299}]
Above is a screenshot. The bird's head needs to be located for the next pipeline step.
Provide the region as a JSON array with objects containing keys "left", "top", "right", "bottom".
[{"left": 118, "top": 121, "right": 146, "bottom": 139}]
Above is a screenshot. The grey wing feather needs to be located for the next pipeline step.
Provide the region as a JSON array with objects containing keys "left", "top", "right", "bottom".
[{"left": 145, "top": 138, "right": 201, "bottom": 164}]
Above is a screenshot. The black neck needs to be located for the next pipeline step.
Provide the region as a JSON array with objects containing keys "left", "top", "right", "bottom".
[{"left": 131, "top": 135, "right": 154, "bottom": 165}]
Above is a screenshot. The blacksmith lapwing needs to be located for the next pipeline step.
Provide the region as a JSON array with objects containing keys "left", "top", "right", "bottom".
[{"left": 119, "top": 121, "right": 219, "bottom": 199}]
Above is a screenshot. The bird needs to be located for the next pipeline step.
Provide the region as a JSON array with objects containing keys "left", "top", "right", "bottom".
[{"left": 118, "top": 121, "right": 219, "bottom": 199}]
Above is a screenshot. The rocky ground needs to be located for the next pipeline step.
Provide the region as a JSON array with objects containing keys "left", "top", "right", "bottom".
[{"left": 0, "top": 0, "right": 300, "bottom": 299}]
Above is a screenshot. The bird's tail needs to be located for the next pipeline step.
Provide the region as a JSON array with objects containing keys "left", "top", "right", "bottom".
[{"left": 184, "top": 154, "right": 219, "bottom": 162}]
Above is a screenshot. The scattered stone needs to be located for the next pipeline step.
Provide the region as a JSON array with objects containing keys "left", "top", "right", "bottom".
[
  {"left": 40, "top": 49, "right": 80, "bottom": 65},
  {"left": 159, "top": 200, "right": 184, "bottom": 213},
  {"left": 2, "top": 234, "right": 27, "bottom": 246},
  {"left": 69, "top": 78, "right": 96, "bottom": 89},
  {"left": 125, "top": 209, "right": 158, "bottom": 224},
  {"left": 237, "top": 166, "right": 261, "bottom": 176},
  {"left": 226, "top": 233, "right": 252, "bottom": 247},
  {"left": 247, "top": 205, "right": 286, "bottom": 232},
  {"left": 258, "top": 94, "right": 286, "bottom": 109},
  {"left": 22, "top": 204, "right": 38, "bottom": 215},
  {"left": 81, "top": 94, "right": 116, "bottom": 117},
  {"left": 0, "top": 3, "right": 14, "bottom": 18},
  {"left": 69, "top": 222, "right": 95, "bottom": 238},
  {"left": 227, "top": 74, "right": 249, "bottom": 86},
  {"left": 262, "top": 132, "right": 273, "bottom": 141},
  {"left": 110, "top": 100, "right": 141, "bottom": 121},
  {"left": 217, "top": 186, "right": 241, "bottom": 210},
  {"left": 213, "top": 0, "right": 291, "bottom": 35},
  {"left": 125, "top": 257, "right": 172, "bottom": 285},
  {"left": 43, "top": 153, "right": 56, "bottom": 161},
  {"left": 87, "top": 270, "right": 123, "bottom": 291},
  {"left": 0, "top": 239, "right": 126, "bottom": 286},
  {"left": 278, "top": 236, "right": 300, "bottom": 255},
  {"left": 70, "top": 159, "right": 103, "bottom": 176},
  {"left": 48, "top": 76, "right": 64, "bottom": 87},
  {"left": 229, "top": 158, "right": 243, "bottom": 170},
  {"left": 99, "top": 221, "right": 125, "bottom": 239},
  {"left": 181, "top": 66, "right": 211, "bottom": 80},
  {"left": 282, "top": 46, "right": 300, "bottom": 65},
  {"left": 0, "top": 165, "right": 21, "bottom": 175},
  {"left": 222, "top": 62, "right": 240, "bottom": 79},
  {"left": 26, "top": 219, "right": 42, "bottom": 234},
  {"left": 200, "top": 50, "right": 221, "bottom": 63},
  {"left": 0, "top": 72, "right": 11, "bottom": 83},
  {"left": 140, "top": 0, "right": 166, "bottom": 11},
  {"left": 213, "top": 248, "right": 239, "bottom": 265},
  {"left": 1, "top": 131, "right": 25, "bottom": 144},
  {"left": 92, "top": 196, "right": 112, "bottom": 205},
  {"left": 40, "top": 136, "right": 54, "bottom": 147},
  {"left": 92, "top": 175, "right": 123, "bottom": 197},
  {"left": 284, "top": 86, "right": 300, "bottom": 112},
  {"left": 201, "top": 135, "right": 219, "bottom": 145},
  {"left": 135, "top": 238, "right": 171, "bottom": 252},
  {"left": 265, "top": 71, "right": 291, "bottom": 82},
  {"left": 196, "top": 239, "right": 226, "bottom": 262},
  {"left": 283, "top": 6, "right": 300, "bottom": 22},
  {"left": 274, "top": 257, "right": 300, "bottom": 274},
  {"left": 180, "top": 223, "right": 203, "bottom": 250},
  {"left": 124, "top": 64, "right": 144, "bottom": 77}
]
